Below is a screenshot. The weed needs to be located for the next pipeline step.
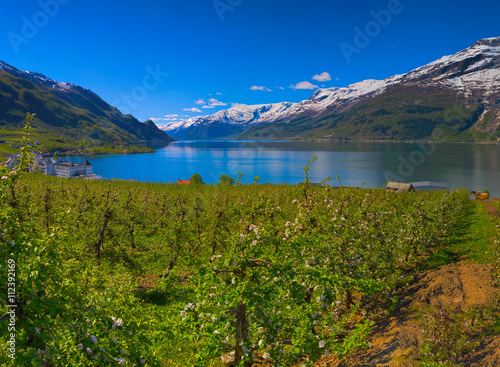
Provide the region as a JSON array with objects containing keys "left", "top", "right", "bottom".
[{"left": 420, "top": 308, "right": 483, "bottom": 366}]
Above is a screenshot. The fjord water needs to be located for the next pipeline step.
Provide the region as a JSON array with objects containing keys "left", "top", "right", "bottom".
[{"left": 66, "top": 141, "right": 500, "bottom": 197}]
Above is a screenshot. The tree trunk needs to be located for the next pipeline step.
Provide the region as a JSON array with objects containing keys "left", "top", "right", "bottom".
[
  {"left": 234, "top": 301, "right": 251, "bottom": 367},
  {"left": 96, "top": 215, "right": 109, "bottom": 259}
]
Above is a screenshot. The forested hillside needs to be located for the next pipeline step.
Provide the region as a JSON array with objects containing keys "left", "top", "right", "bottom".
[{"left": 0, "top": 61, "right": 175, "bottom": 152}]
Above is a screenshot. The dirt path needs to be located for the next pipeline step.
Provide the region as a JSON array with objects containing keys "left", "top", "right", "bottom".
[
  {"left": 314, "top": 263, "right": 500, "bottom": 367},
  {"left": 481, "top": 198, "right": 499, "bottom": 218}
]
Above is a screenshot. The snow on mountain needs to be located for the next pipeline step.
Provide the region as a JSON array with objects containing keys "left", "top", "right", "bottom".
[
  {"left": 162, "top": 77, "right": 402, "bottom": 137},
  {"left": 0, "top": 60, "right": 82, "bottom": 92},
  {"left": 162, "top": 102, "right": 298, "bottom": 137},
  {"left": 162, "top": 36, "right": 500, "bottom": 139},
  {"left": 398, "top": 37, "right": 500, "bottom": 100}
]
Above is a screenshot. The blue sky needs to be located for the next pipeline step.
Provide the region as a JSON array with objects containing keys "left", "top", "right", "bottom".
[{"left": 1, "top": 0, "right": 499, "bottom": 124}]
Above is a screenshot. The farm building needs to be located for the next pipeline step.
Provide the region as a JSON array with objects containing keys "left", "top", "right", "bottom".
[
  {"left": 385, "top": 182, "right": 415, "bottom": 192},
  {"left": 411, "top": 181, "right": 450, "bottom": 192}
]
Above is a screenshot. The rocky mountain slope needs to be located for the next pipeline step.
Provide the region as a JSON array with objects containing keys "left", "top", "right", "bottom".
[
  {"left": 162, "top": 37, "right": 500, "bottom": 142},
  {"left": 0, "top": 61, "right": 175, "bottom": 147}
]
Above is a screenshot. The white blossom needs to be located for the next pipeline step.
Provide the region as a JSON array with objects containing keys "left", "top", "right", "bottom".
[
  {"left": 113, "top": 318, "right": 124, "bottom": 328},
  {"left": 319, "top": 340, "right": 326, "bottom": 348}
]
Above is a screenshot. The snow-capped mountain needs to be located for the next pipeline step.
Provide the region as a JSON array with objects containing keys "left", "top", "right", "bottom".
[
  {"left": 161, "top": 77, "right": 401, "bottom": 139},
  {"left": 162, "top": 37, "right": 500, "bottom": 141}
]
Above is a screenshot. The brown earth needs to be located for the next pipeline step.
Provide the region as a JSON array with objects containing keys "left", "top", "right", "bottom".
[
  {"left": 313, "top": 264, "right": 500, "bottom": 367},
  {"left": 482, "top": 198, "right": 499, "bottom": 219}
]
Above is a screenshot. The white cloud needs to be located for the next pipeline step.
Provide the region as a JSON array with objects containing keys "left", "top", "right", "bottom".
[
  {"left": 208, "top": 98, "right": 227, "bottom": 106},
  {"left": 149, "top": 117, "right": 163, "bottom": 122},
  {"left": 201, "top": 98, "right": 228, "bottom": 109},
  {"left": 312, "top": 72, "right": 332, "bottom": 82},
  {"left": 216, "top": 92, "right": 223, "bottom": 95},
  {"left": 290, "top": 81, "right": 319, "bottom": 90},
  {"left": 194, "top": 99, "right": 206, "bottom": 105},
  {"left": 164, "top": 114, "right": 179, "bottom": 118},
  {"left": 250, "top": 85, "right": 271, "bottom": 91},
  {"left": 183, "top": 107, "right": 202, "bottom": 113}
]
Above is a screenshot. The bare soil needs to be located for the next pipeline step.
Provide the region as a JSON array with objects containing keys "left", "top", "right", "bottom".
[
  {"left": 314, "top": 263, "right": 500, "bottom": 367},
  {"left": 482, "top": 198, "right": 499, "bottom": 219}
]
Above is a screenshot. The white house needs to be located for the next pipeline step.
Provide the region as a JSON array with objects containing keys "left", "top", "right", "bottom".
[{"left": 36, "top": 158, "right": 93, "bottom": 178}]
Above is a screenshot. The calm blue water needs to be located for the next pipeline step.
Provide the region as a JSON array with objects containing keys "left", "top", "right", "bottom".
[{"left": 65, "top": 140, "right": 500, "bottom": 197}]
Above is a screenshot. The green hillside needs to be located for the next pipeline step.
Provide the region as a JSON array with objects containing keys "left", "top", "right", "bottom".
[{"left": 0, "top": 70, "right": 174, "bottom": 152}]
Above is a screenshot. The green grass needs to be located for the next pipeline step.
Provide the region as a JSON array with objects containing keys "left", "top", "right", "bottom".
[
  {"left": 458, "top": 202, "right": 497, "bottom": 263},
  {"left": 428, "top": 201, "right": 497, "bottom": 267},
  {"left": 0, "top": 143, "right": 17, "bottom": 155}
]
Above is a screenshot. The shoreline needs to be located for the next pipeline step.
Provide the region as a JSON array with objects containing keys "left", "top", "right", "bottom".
[{"left": 171, "top": 137, "right": 500, "bottom": 145}]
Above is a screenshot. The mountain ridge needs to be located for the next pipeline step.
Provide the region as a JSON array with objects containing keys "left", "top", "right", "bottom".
[
  {"left": 0, "top": 61, "right": 175, "bottom": 150},
  {"left": 161, "top": 36, "right": 500, "bottom": 142}
]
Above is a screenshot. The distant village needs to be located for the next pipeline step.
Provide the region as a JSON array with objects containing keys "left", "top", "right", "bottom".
[{"left": 4, "top": 154, "right": 102, "bottom": 180}]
